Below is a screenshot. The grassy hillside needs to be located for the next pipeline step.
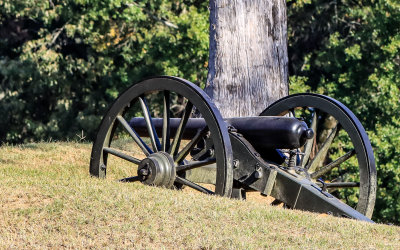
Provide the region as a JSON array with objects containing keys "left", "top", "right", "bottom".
[{"left": 0, "top": 142, "right": 399, "bottom": 248}]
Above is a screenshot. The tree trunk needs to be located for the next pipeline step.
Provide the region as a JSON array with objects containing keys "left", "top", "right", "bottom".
[{"left": 205, "top": 0, "right": 289, "bottom": 117}]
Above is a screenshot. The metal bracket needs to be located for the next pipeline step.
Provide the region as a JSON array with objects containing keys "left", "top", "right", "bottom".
[
  {"left": 231, "top": 187, "right": 246, "bottom": 200},
  {"left": 262, "top": 168, "right": 277, "bottom": 196}
]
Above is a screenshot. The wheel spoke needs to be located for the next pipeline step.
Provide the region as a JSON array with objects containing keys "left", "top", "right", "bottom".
[
  {"left": 191, "top": 147, "right": 208, "bottom": 161},
  {"left": 116, "top": 115, "right": 152, "bottom": 156},
  {"left": 289, "top": 108, "right": 295, "bottom": 117},
  {"left": 318, "top": 182, "right": 360, "bottom": 188},
  {"left": 307, "top": 125, "right": 338, "bottom": 172},
  {"left": 139, "top": 96, "right": 161, "bottom": 152},
  {"left": 162, "top": 90, "right": 171, "bottom": 152},
  {"left": 175, "top": 176, "right": 214, "bottom": 194},
  {"left": 176, "top": 158, "right": 216, "bottom": 172},
  {"left": 119, "top": 176, "right": 142, "bottom": 182},
  {"left": 175, "top": 127, "right": 208, "bottom": 164},
  {"left": 103, "top": 147, "right": 141, "bottom": 164},
  {"left": 260, "top": 94, "right": 377, "bottom": 217},
  {"left": 169, "top": 101, "right": 193, "bottom": 156},
  {"left": 310, "top": 149, "right": 356, "bottom": 179},
  {"left": 301, "top": 109, "right": 318, "bottom": 167}
]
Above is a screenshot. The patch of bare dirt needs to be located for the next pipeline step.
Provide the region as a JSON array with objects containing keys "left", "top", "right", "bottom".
[
  {"left": 0, "top": 189, "right": 53, "bottom": 211},
  {"left": 182, "top": 183, "right": 282, "bottom": 206}
]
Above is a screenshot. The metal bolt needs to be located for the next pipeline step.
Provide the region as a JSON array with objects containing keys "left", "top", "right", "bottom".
[
  {"left": 254, "top": 164, "right": 262, "bottom": 179},
  {"left": 233, "top": 159, "right": 239, "bottom": 169},
  {"left": 227, "top": 126, "right": 237, "bottom": 133},
  {"left": 139, "top": 163, "right": 150, "bottom": 176},
  {"left": 100, "top": 164, "right": 106, "bottom": 170},
  {"left": 305, "top": 128, "right": 314, "bottom": 139},
  {"left": 139, "top": 168, "right": 149, "bottom": 176},
  {"left": 318, "top": 178, "right": 327, "bottom": 192},
  {"left": 254, "top": 170, "right": 263, "bottom": 179},
  {"left": 207, "top": 148, "right": 214, "bottom": 156},
  {"left": 254, "top": 152, "right": 260, "bottom": 157}
]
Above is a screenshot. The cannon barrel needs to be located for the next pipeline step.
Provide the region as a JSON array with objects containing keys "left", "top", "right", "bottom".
[{"left": 129, "top": 116, "right": 313, "bottom": 149}]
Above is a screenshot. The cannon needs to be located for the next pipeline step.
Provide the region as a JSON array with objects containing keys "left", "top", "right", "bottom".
[{"left": 90, "top": 76, "right": 376, "bottom": 222}]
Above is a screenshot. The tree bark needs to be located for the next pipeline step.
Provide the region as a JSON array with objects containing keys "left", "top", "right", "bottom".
[{"left": 205, "top": 0, "right": 289, "bottom": 117}]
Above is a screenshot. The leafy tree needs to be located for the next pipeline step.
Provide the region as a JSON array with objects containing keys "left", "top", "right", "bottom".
[{"left": 0, "top": 0, "right": 209, "bottom": 142}]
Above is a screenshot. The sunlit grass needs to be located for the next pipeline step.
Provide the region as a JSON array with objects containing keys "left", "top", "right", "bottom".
[{"left": 0, "top": 142, "right": 399, "bottom": 248}]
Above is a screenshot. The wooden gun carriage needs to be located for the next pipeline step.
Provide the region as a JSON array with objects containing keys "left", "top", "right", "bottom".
[{"left": 90, "top": 76, "right": 376, "bottom": 222}]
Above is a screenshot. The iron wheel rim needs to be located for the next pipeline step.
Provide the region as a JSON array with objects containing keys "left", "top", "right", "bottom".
[
  {"left": 90, "top": 76, "right": 233, "bottom": 197},
  {"left": 260, "top": 93, "right": 377, "bottom": 218}
]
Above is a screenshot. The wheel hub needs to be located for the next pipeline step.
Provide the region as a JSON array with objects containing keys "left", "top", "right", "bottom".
[{"left": 137, "top": 152, "right": 176, "bottom": 188}]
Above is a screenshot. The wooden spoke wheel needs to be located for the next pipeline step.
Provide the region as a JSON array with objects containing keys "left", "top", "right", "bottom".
[
  {"left": 90, "top": 76, "right": 233, "bottom": 197},
  {"left": 260, "top": 93, "right": 377, "bottom": 218}
]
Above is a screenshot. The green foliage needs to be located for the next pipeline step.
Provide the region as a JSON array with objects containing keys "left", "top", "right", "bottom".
[
  {"left": 288, "top": 0, "right": 400, "bottom": 223},
  {"left": 288, "top": 75, "right": 311, "bottom": 94},
  {"left": 0, "top": 0, "right": 209, "bottom": 142}
]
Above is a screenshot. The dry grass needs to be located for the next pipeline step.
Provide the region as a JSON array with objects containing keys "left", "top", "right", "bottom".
[{"left": 0, "top": 142, "right": 399, "bottom": 248}]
